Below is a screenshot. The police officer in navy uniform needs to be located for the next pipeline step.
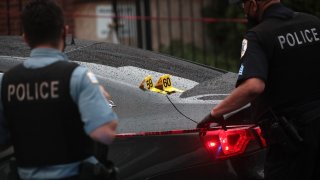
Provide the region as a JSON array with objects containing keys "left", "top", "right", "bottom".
[
  {"left": 0, "top": 0, "right": 118, "bottom": 179},
  {"left": 198, "top": 0, "right": 320, "bottom": 179}
]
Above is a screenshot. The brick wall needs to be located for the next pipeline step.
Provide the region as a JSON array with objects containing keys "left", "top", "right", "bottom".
[
  {"left": 58, "top": 0, "right": 76, "bottom": 35},
  {"left": 150, "top": 0, "right": 209, "bottom": 51},
  {"left": 0, "top": 0, "right": 76, "bottom": 36},
  {"left": 0, "top": 0, "right": 24, "bottom": 35},
  {"left": 0, "top": 0, "right": 8, "bottom": 35}
]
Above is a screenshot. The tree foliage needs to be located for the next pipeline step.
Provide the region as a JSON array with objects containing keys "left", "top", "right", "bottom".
[
  {"left": 162, "top": 1, "right": 319, "bottom": 72},
  {"left": 283, "top": 0, "right": 320, "bottom": 17},
  {"left": 201, "top": 0, "right": 320, "bottom": 71}
]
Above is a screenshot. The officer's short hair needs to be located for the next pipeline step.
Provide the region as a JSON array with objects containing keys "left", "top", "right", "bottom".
[{"left": 21, "top": 0, "right": 64, "bottom": 48}]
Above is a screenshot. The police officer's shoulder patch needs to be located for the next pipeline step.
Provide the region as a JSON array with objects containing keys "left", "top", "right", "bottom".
[
  {"left": 238, "top": 64, "right": 244, "bottom": 75},
  {"left": 241, "top": 39, "right": 248, "bottom": 59},
  {"left": 87, "top": 71, "right": 99, "bottom": 84}
]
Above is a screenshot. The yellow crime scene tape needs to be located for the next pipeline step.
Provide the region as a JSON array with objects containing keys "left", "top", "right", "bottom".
[{"left": 139, "top": 74, "right": 184, "bottom": 95}]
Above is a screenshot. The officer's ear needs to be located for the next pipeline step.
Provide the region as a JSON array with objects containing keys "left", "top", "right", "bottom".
[
  {"left": 60, "top": 25, "right": 68, "bottom": 51},
  {"left": 248, "top": 0, "right": 258, "bottom": 14},
  {"left": 22, "top": 33, "right": 30, "bottom": 47},
  {"left": 63, "top": 25, "right": 68, "bottom": 37},
  {"left": 61, "top": 25, "right": 68, "bottom": 43}
]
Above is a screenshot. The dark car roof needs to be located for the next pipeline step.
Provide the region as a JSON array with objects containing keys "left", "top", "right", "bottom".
[
  {"left": 1, "top": 36, "right": 222, "bottom": 81},
  {"left": 0, "top": 36, "right": 237, "bottom": 97},
  {"left": 0, "top": 36, "right": 238, "bottom": 133}
]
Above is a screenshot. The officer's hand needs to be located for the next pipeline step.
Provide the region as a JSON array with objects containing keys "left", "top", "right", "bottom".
[
  {"left": 197, "top": 113, "right": 225, "bottom": 129},
  {"left": 197, "top": 113, "right": 215, "bottom": 128}
]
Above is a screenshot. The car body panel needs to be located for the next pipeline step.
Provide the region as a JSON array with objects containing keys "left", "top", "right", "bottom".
[
  {"left": 0, "top": 36, "right": 265, "bottom": 180},
  {"left": 108, "top": 131, "right": 265, "bottom": 180},
  {"left": 0, "top": 38, "right": 234, "bottom": 133}
]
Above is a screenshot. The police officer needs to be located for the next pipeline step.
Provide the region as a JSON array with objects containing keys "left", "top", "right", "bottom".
[
  {"left": 198, "top": 0, "right": 320, "bottom": 179},
  {"left": 0, "top": 0, "right": 118, "bottom": 179}
]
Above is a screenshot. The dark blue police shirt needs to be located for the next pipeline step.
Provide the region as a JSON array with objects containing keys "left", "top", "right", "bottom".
[{"left": 236, "top": 4, "right": 295, "bottom": 87}]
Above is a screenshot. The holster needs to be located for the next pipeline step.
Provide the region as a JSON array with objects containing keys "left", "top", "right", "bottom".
[
  {"left": 79, "top": 161, "right": 118, "bottom": 180},
  {"left": 6, "top": 155, "right": 118, "bottom": 180},
  {"left": 8, "top": 160, "right": 20, "bottom": 180},
  {"left": 258, "top": 110, "right": 304, "bottom": 154}
]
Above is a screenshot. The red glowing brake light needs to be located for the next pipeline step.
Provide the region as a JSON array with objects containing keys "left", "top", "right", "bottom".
[{"left": 201, "top": 126, "right": 266, "bottom": 159}]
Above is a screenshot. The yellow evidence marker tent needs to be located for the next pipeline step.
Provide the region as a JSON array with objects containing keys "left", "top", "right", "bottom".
[
  {"left": 155, "top": 74, "right": 184, "bottom": 94},
  {"left": 139, "top": 75, "right": 167, "bottom": 95}
]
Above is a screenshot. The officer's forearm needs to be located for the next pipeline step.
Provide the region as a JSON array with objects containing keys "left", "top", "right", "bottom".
[
  {"left": 0, "top": 144, "right": 11, "bottom": 151},
  {"left": 211, "top": 78, "right": 265, "bottom": 117}
]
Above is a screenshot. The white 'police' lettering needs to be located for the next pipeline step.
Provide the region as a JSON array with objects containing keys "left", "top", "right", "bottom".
[
  {"left": 7, "top": 81, "right": 60, "bottom": 102},
  {"left": 278, "top": 28, "right": 320, "bottom": 49}
]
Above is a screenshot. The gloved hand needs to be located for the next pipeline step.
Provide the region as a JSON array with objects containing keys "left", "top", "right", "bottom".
[{"left": 197, "top": 113, "right": 226, "bottom": 130}]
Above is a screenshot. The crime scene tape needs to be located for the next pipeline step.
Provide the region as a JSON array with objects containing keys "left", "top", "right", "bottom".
[{"left": 0, "top": 10, "right": 247, "bottom": 24}]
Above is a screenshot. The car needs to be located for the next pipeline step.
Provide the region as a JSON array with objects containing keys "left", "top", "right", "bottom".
[{"left": 0, "top": 36, "right": 266, "bottom": 180}]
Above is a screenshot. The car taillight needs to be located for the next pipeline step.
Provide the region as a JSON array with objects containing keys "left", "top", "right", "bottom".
[{"left": 200, "top": 126, "right": 266, "bottom": 159}]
